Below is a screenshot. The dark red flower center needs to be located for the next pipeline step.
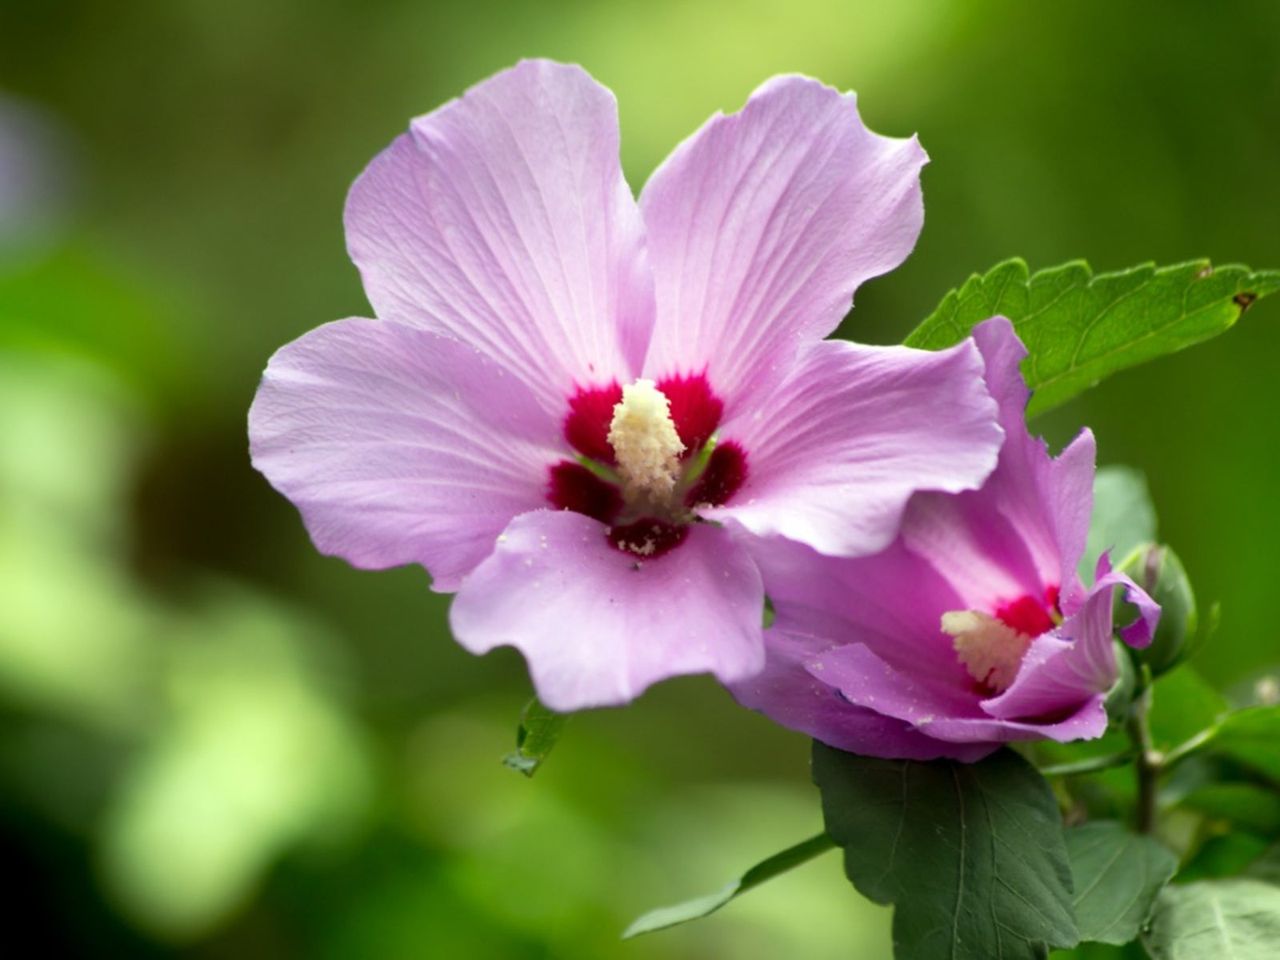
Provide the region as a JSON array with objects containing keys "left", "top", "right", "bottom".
[
  {"left": 994, "top": 585, "right": 1062, "bottom": 639},
  {"left": 548, "top": 372, "right": 746, "bottom": 560}
]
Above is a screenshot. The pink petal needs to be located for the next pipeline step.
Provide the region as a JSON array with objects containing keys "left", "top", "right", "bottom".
[
  {"left": 750, "top": 534, "right": 969, "bottom": 686},
  {"left": 919, "top": 697, "right": 1109, "bottom": 746},
  {"left": 710, "top": 337, "right": 1001, "bottom": 558},
  {"left": 810, "top": 642, "right": 982, "bottom": 726},
  {"left": 896, "top": 319, "right": 1096, "bottom": 613},
  {"left": 450, "top": 511, "right": 765, "bottom": 710},
  {"left": 730, "top": 627, "right": 991, "bottom": 762},
  {"left": 814, "top": 642, "right": 1109, "bottom": 749},
  {"left": 639, "top": 75, "right": 927, "bottom": 404},
  {"left": 983, "top": 562, "right": 1160, "bottom": 721},
  {"left": 249, "top": 318, "right": 557, "bottom": 592},
  {"left": 345, "top": 59, "right": 653, "bottom": 414}
]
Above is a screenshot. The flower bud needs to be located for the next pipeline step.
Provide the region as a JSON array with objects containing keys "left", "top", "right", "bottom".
[{"left": 1118, "top": 543, "right": 1198, "bottom": 676}]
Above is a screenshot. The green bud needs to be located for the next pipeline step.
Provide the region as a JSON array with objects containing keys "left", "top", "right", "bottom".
[{"left": 1117, "top": 543, "right": 1198, "bottom": 676}]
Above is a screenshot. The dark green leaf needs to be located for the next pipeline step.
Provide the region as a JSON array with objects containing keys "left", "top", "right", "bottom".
[
  {"left": 1177, "top": 833, "right": 1272, "bottom": 884},
  {"left": 1178, "top": 783, "right": 1280, "bottom": 835},
  {"left": 622, "top": 832, "right": 835, "bottom": 938},
  {"left": 1065, "top": 822, "right": 1176, "bottom": 945},
  {"left": 1211, "top": 706, "right": 1280, "bottom": 783},
  {"left": 502, "top": 698, "right": 567, "bottom": 777},
  {"left": 1142, "top": 879, "right": 1280, "bottom": 959},
  {"left": 1051, "top": 942, "right": 1147, "bottom": 959},
  {"left": 904, "top": 258, "right": 1280, "bottom": 416},
  {"left": 1081, "top": 467, "right": 1157, "bottom": 581},
  {"left": 1244, "top": 841, "right": 1280, "bottom": 884},
  {"left": 813, "top": 744, "right": 1078, "bottom": 960}
]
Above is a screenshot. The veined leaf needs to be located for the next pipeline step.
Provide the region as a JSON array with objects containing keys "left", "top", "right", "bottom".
[
  {"left": 502, "top": 697, "right": 567, "bottom": 777},
  {"left": 1065, "top": 822, "right": 1176, "bottom": 945},
  {"left": 813, "top": 744, "right": 1077, "bottom": 960},
  {"left": 622, "top": 832, "right": 835, "bottom": 938},
  {"left": 1142, "top": 879, "right": 1280, "bottom": 959},
  {"left": 904, "top": 258, "right": 1280, "bottom": 416}
]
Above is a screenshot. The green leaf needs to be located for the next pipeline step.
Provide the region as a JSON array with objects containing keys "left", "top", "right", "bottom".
[
  {"left": 1178, "top": 783, "right": 1280, "bottom": 835},
  {"left": 1178, "top": 833, "right": 1272, "bottom": 884},
  {"left": 904, "top": 258, "right": 1280, "bottom": 416},
  {"left": 1211, "top": 706, "right": 1280, "bottom": 783},
  {"left": 1142, "top": 879, "right": 1280, "bottom": 959},
  {"left": 502, "top": 698, "right": 567, "bottom": 777},
  {"left": 1065, "top": 822, "right": 1176, "bottom": 945},
  {"left": 622, "top": 832, "right": 835, "bottom": 938},
  {"left": 812, "top": 744, "right": 1078, "bottom": 960},
  {"left": 1148, "top": 669, "right": 1227, "bottom": 754},
  {"left": 1081, "top": 467, "right": 1157, "bottom": 581},
  {"left": 1244, "top": 841, "right": 1280, "bottom": 884}
]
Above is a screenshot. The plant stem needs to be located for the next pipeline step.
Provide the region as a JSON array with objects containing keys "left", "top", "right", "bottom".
[
  {"left": 1161, "top": 724, "right": 1219, "bottom": 772},
  {"left": 1126, "top": 682, "right": 1160, "bottom": 834},
  {"left": 1039, "top": 751, "right": 1136, "bottom": 778}
]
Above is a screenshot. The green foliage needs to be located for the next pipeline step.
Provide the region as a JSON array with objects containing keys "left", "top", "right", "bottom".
[
  {"left": 1178, "top": 783, "right": 1280, "bottom": 836},
  {"left": 1211, "top": 706, "right": 1280, "bottom": 784},
  {"left": 812, "top": 744, "right": 1077, "bottom": 960},
  {"left": 1147, "top": 669, "right": 1228, "bottom": 753},
  {"left": 1064, "top": 822, "right": 1176, "bottom": 945},
  {"left": 904, "top": 259, "right": 1280, "bottom": 416},
  {"left": 0, "top": 245, "right": 192, "bottom": 405},
  {"left": 503, "top": 698, "right": 568, "bottom": 777},
  {"left": 1142, "top": 879, "right": 1280, "bottom": 959},
  {"left": 622, "top": 832, "right": 835, "bottom": 938}
]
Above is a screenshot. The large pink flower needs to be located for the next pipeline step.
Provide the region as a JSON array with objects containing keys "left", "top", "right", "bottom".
[
  {"left": 248, "top": 60, "right": 1003, "bottom": 711},
  {"left": 732, "top": 318, "right": 1160, "bottom": 760}
]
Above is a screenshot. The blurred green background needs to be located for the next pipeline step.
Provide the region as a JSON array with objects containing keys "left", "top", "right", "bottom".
[{"left": 1, "top": 1, "right": 1278, "bottom": 956}]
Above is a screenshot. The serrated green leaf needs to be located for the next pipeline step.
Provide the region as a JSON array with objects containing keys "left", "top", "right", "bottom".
[
  {"left": 904, "top": 258, "right": 1280, "bottom": 416},
  {"left": 1080, "top": 466, "right": 1157, "bottom": 581},
  {"left": 1142, "top": 879, "right": 1280, "bottom": 959},
  {"left": 1065, "top": 822, "right": 1176, "bottom": 945},
  {"left": 622, "top": 832, "right": 835, "bottom": 938},
  {"left": 502, "top": 698, "right": 567, "bottom": 777},
  {"left": 813, "top": 744, "right": 1078, "bottom": 960}
]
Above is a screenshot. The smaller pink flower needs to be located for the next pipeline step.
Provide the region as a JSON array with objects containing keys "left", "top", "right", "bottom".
[
  {"left": 732, "top": 318, "right": 1160, "bottom": 761},
  {"left": 249, "top": 61, "right": 1004, "bottom": 711}
]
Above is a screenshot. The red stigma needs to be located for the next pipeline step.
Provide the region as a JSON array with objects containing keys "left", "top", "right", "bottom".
[
  {"left": 656, "top": 372, "right": 723, "bottom": 455},
  {"left": 995, "top": 592, "right": 1057, "bottom": 638},
  {"left": 564, "top": 382, "right": 622, "bottom": 464},
  {"left": 1045, "top": 584, "right": 1061, "bottom": 615},
  {"left": 547, "top": 461, "right": 623, "bottom": 524},
  {"left": 685, "top": 441, "right": 748, "bottom": 507}
]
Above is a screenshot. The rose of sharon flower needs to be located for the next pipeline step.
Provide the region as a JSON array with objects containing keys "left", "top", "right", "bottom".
[
  {"left": 732, "top": 318, "right": 1160, "bottom": 761},
  {"left": 248, "top": 60, "right": 1004, "bottom": 711}
]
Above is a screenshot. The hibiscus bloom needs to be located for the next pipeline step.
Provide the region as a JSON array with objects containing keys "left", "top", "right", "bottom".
[
  {"left": 248, "top": 60, "right": 1003, "bottom": 711},
  {"left": 732, "top": 318, "right": 1160, "bottom": 760}
]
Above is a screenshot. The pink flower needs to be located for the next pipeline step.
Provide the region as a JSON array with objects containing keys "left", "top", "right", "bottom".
[
  {"left": 732, "top": 318, "right": 1160, "bottom": 760},
  {"left": 248, "top": 61, "right": 1003, "bottom": 711}
]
